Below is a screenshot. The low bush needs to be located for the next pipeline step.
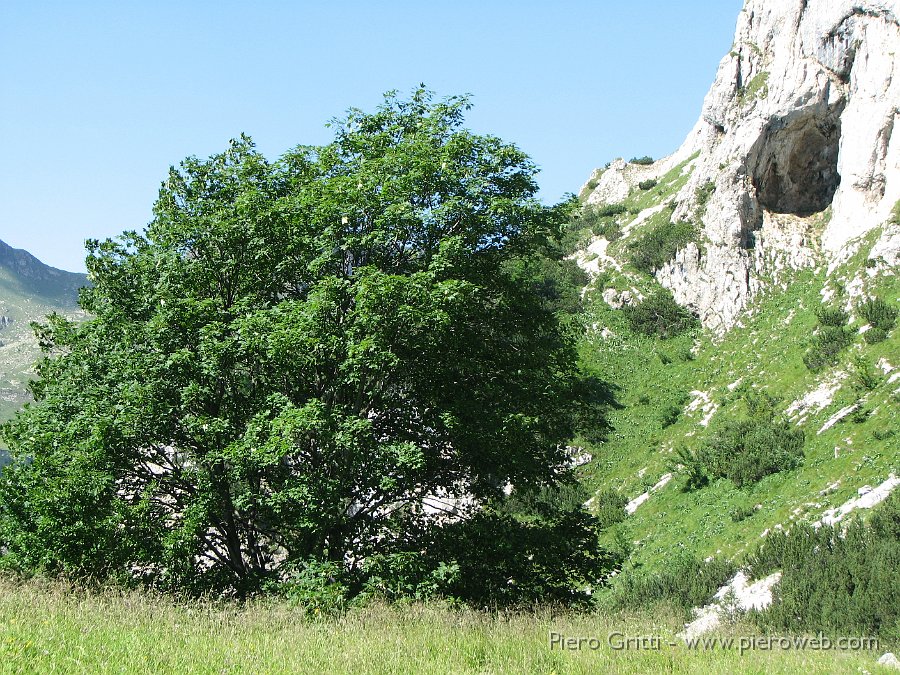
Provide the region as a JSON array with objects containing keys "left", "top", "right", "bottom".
[
  {"left": 695, "top": 180, "right": 715, "bottom": 211},
  {"left": 638, "top": 179, "right": 658, "bottom": 191},
  {"left": 659, "top": 404, "right": 682, "bottom": 428},
  {"left": 814, "top": 305, "right": 849, "bottom": 327},
  {"left": 592, "top": 489, "right": 628, "bottom": 531},
  {"left": 859, "top": 296, "right": 897, "bottom": 344},
  {"left": 624, "top": 289, "right": 698, "bottom": 339},
  {"left": 568, "top": 204, "right": 625, "bottom": 243},
  {"left": 729, "top": 504, "right": 756, "bottom": 523},
  {"left": 268, "top": 560, "right": 349, "bottom": 616},
  {"left": 627, "top": 220, "right": 697, "bottom": 274},
  {"left": 611, "top": 552, "right": 735, "bottom": 614},
  {"left": 865, "top": 327, "right": 889, "bottom": 344},
  {"left": 673, "top": 397, "right": 804, "bottom": 490},
  {"left": 629, "top": 156, "right": 654, "bottom": 166},
  {"left": 669, "top": 446, "right": 708, "bottom": 491},
  {"left": 697, "top": 418, "right": 805, "bottom": 488},
  {"left": 850, "top": 354, "right": 882, "bottom": 392},
  {"left": 426, "top": 508, "right": 620, "bottom": 609},
  {"left": 803, "top": 305, "right": 853, "bottom": 372},
  {"left": 748, "top": 491, "right": 900, "bottom": 640}
]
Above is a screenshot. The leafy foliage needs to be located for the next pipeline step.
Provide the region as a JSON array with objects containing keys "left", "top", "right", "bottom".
[
  {"left": 748, "top": 491, "right": 900, "bottom": 640},
  {"left": 694, "top": 180, "right": 715, "bottom": 212},
  {"left": 0, "top": 89, "right": 611, "bottom": 602},
  {"left": 627, "top": 220, "right": 697, "bottom": 275},
  {"left": 611, "top": 552, "right": 735, "bottom": 614},
  {"left": 624, "top": 289, "right": 698, "bottom": 339},
  {"left": 591, "top": 489, "right": 628, "bottom": 531},
  {"left": 672, "top": 395, "right": 804, "bottom": 490},
  {"left": 859, "top": 296, "right": 897, "bottom": 344},
  {"left": 694, "top": 419, "right": 804, "bottom": 488},
  {"left": 803, "top": 306, "right": 853, "bottom": 372},
  {"left": 629, "top": 156, "right": 654, "bottom": 166},
  {"left": 814, "top": 306, "right": 848, "bottom": 327},
  {"left": 637, "top": 179, "right": 658, "bottom": 191},
  {"left": 567, "top": 204, "right": 623, "bottom": 245}
]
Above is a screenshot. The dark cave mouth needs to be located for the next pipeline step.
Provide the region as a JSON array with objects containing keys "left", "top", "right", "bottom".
[{"left": 752, "top": 109, "right": 842, "bottom": 217}]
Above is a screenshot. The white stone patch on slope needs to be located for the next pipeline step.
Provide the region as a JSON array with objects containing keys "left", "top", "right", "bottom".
[
  {"left": 573, "top": 236, "right": 622, "bottom": 277},
  {"left": 601, "top": 288, "right": 641, "bottom": 310},
  {"left": 624, "top": 473, "right": 673, "bottom": 515},
  {"left": 621, "top": 203, "right": 668, "bottom": 239},
  {"left": 815, "top": 475, "right": 900, "bottom": 528},
  {"left": 877, "top": 358, "right": 895, "bottom": 374},
  {"left": 878, "top": 652, "right": 900, "bottom": 670},
  {"left": 817, "top": 404, "right": 859, "bottom": 435},
  {"left": 870, "top": 223, "right": 900, "bottom": 270},
  {"left": 700, "top": 404, "right": 718, "bottom": 428},
  {"left": 686, "top": 390, "right": 710, "bottom": 412},
  {"left": 685, "top": 390, "right": 717, "bottom": 426},
  {"left": 785, "top": 373, "right": 847, "bottom": 423},
  {"left": 680, "top": 571, "right": 783, "bottom": 641}
]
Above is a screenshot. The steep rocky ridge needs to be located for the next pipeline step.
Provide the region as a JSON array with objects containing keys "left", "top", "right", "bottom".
[
  {"left": 581, "top": 0, "right": 900, "bottom": 332},
  {"left": 571, "top": 0, "right": 899, "bottom": 619}
]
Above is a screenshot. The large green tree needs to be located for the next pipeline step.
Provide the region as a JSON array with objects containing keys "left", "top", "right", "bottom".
[{"left": 0, "top": 90, "right": 609, "bottom": 600}]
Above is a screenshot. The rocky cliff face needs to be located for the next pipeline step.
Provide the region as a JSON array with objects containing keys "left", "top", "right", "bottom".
[{"left": 581, "top": 0, "right": 900, "bottom": 331}]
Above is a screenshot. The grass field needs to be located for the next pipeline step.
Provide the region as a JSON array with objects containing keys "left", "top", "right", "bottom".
[{"left": 0, "top": 578, "right": 893, "bottom": 674}]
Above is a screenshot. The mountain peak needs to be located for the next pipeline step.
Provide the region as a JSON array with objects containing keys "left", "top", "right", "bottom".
[{"left": 0, "top": 239, "right": 87, "bottom": 307}]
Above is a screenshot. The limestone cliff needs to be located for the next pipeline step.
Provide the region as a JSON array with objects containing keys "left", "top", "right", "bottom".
[{"left": 581, "top": 0, "right": 900, "bottom": 331}]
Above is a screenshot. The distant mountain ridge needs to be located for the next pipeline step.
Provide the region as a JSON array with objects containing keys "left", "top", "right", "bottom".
[
  {"left": 0, "top": 238, "right": 87, "bottom": 437},
  {"left": 0, "top": 239, "right": 86, "bottom": 308}
]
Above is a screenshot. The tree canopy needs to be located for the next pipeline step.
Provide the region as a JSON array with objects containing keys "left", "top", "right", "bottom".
[{"left": 0, "top": 89, "right": 612, "bottom": 603}]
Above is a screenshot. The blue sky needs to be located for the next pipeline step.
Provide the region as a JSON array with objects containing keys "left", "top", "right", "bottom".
[{"left": 1, "top": 0, "right": 743, "bottom": 273}]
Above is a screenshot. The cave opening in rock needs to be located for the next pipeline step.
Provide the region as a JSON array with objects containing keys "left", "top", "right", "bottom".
[{"left": 751, "top": 107, "right": 842, "bottom": 216}]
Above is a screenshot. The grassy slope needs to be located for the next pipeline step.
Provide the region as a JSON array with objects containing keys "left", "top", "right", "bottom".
[
  {"left": 574, "top": 182, "right": 899, "bottom": 576},
  {"left": 0, "top": 251, "right": 87, "bottom": 454},
  {"left": 0, "top": 578, "right": 891, "bottom": 674}
]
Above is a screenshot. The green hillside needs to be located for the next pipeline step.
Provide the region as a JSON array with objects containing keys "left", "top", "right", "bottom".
[
  {"left": 0, "top": 240, "right": 87, "bottom": 455},
  {"left": 568, "top": 177, "right": 900, "bottom": 589}
]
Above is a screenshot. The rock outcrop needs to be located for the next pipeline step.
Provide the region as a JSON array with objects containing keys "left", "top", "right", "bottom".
[{"left": 581, "top": 0, "right": 900, "bottom": 331}]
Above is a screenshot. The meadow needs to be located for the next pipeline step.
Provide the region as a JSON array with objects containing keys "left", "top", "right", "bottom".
[{"left": 0, "top": 577, "right": 893, "bottom": 674}]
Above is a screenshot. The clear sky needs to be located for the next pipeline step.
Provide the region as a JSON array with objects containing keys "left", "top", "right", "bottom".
[{"left": 1, "top": 0, "right": 744, "bottom": 273}]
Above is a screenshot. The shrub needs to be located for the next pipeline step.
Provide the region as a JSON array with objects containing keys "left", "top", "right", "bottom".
[
  {"left": 624, "top": 289, "right": 698, "bottom": 339},
  {"left": 612, "top": 552, "right": 735, "bottom": 614},
  {"left": 803, "top": 304, "right": 853, "bottom": 372},
  {"left": 729, "top": 504, "right": 756, "bottom": 523},
  {"left": 268, "top": 560, "right": 349, "bottom": 616},
  {"left": 595, "top": 203, "right": 628, "bottom": 218},
  {"left": 629, "top": 156, "right": 654, "bottom": 166},
  {"left": 659, "top": 404, "right": 682, "bottom": 428},
  {"left": 362, "top": 553, "right": 460, "bottom": 604},
  {"left": 627, "top": 220, "right": 697, "bottom": 274},
  {"left": 695, "top": 181, "right": 715, "bottom": 210},
  {"left": 850, "top": 354, "right": 882, "bottom": 392},
  {"left": 744, "top": 390, "right": 781, "bottom": 421},
  {"left": 814, "top": 305, "right": 849, "bottom": 327},
  {"left": 592, "top": 490, "right": 628, "bottom": 531},
  {"left": 568, "top": 204, "right": 625, "bottom": 243},
  {"left": 427, "top": 508, "right": 620, "bottom": 609},
  {"left": 669, "top": 446, "right": 708, "bottom": 491},
  {"left": 638, "top": 179, "right": 658, "bottom": 191},
  {"left": 858, "top": 297, "right": 897, "bottom": 343},
  {"left": 748, "top": 491, "right": 900, "bottom": 639},
  {"left": 864, "top": 327, "right": 889, "bottom": 345},
  {"left": 697, "top": 418, "right": 805, "bottom": 488}
]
